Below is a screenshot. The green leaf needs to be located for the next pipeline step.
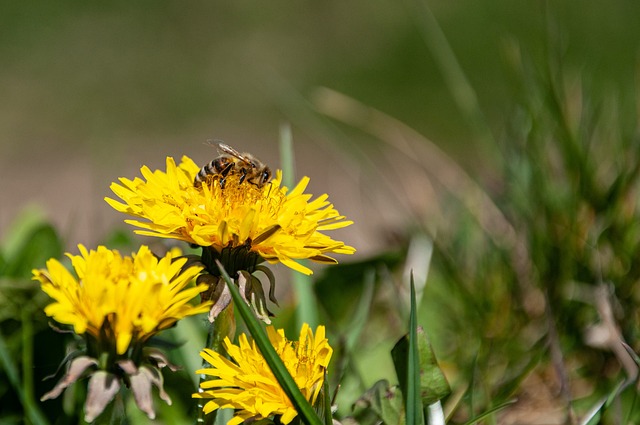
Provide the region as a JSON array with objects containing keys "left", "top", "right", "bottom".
[
  {"left": 391, "top": 326, "right": 451, "bottom": 406},
  {"left": 1, "top": 219, "right": 63, "bottom": 278},
  {"left": 344, "top": 269, "right": 375, "bottom": 352},
  {"left": 351, "top": 380, "right": 404, "bottom": 425},
  {"left": 314, "top": 250, "right": 404, "bottom": 324},
  {"left": 0, "top": 328, "right": 50, "bottom": 425},
  {"left": 293, "top": 271, "right": 317, "bottom": 330},
  {"left": 321, "top": 371, "right": 333, "bottom": 425},
  {"left": 216, "top": 260, "right": 323, "bottom": 425},
  {"left": 278, "top": 124, "right": 319, "bottom": 329},
  {"left": 405, "top": 276, "right": 424, "bottom": 425}
]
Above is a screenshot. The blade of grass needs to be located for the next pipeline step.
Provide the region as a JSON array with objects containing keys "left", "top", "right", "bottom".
[
  {"left": 21, "top": 307, "right": 47, "bottom": 424},
  {"left": 166, "top": 316, "right": 206, "bottom": 387},
  {"left": 0, "top": 327, "right": 49, "bottom": 425},
  {"left": 579, "top": 378, "right": 633, "bottom": 425},
  {"left": 215, "top": 260, "right": 323, "bottom": 425},
  {"left": 460, "top": 399, "right": 517, "bottom": 425},
  {"left": 292, "top": 271, "right": 317, "bottom": 329},
  {"left": 279, "top": 122, "right": 295, "bottom": 189},
  {"left": 344, "top": 269, "right": 375, "bottom": 351},
  {"left": 406, "top": 274, "right": 424, "bottom": 425},
  {"left": 329, "top": 269, "right": 375, "bottom": 404},
  {"left": 322, "top": 370, "right": 333, "bottom": 425},
  {"left": 312, "top": 87, "right": 518, "bottom": 253},
  {"left": 409, "top": 0, "right": 497, "bottom": 155},
  {"left": 279, "top": 123, "right": 318, "bottom": 329}
]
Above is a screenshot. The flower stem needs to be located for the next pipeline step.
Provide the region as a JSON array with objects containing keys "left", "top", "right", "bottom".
[
  {"left": 196, "top": 304, "right": 236, "bottom": 425},
  {"left": 196, "top": 323, "right": 217, "bottom": 425}
]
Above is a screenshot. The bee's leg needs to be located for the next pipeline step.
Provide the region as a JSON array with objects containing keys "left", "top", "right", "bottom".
[
  {"left": 238, "top": 168, "right": 248, "bottom": 184},
  {"left": 219, "top": 163, "right": 235, "bottom": 189},
  {"left": 221, "top": 162, "right": 235, "bottom": 177}
]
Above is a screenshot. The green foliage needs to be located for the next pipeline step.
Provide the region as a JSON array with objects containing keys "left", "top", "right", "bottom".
[
  {"left": 217, "top": 260, "right": 324, "bottom": 425},
  {"left": 391, "top": 326, "right": 450, "bottom": 407},
  {"left": 311, "top": 4, "right": 640, "bottom": 422},
  {"left": 351, "top": 380, "right": 404, "bottom": 425},
  {"left": 6, "top": 1, "right": 640, "bottom": 423},
  {"left": 0, "top": 209, "right": 65, "bottom": 425},
  {"left": 314, "top": 250, "right": 405, "bottom": 325}
]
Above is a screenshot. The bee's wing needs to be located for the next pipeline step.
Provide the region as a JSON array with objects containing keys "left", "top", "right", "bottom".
[
  {"left": 204, "top": 139, "right": 224, "bottom": 148},
  {"left": 217, "top": 143, "right": 253, "bottom": 165}
]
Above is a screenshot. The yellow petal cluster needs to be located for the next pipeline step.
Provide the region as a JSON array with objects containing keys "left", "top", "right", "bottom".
[
  {"left": 194, "top": 324, "right": 332, "bottom": 425},
  {"left": 33, "top": 245, "right": 209, "bottom": 355},
  {"left": 105, "top": 156, "right": 355, "bottom": 274}
]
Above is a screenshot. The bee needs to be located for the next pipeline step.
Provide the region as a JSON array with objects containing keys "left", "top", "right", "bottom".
[{"left": 194, "top": 142, "right": 272, "bottom": 189}]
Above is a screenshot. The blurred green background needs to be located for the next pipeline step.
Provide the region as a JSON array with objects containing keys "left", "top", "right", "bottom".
[
  {"left": 3, "top": 1, "right": 640, "bottom": 424},
  {"left": 2, "top": 0, "right": 639, "bottom": 252}
]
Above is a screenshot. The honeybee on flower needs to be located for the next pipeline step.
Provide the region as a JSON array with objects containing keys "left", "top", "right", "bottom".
[
  {"left": 194, "top": 142, "right": 272, "bottom": 189},
  {"left": 106, "top": 154, "right": 355, "bottom": 276}
]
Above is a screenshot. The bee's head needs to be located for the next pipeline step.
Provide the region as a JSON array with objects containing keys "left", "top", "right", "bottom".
[{"left": 261, "top": 167, "right": 272, "bottom": 185}]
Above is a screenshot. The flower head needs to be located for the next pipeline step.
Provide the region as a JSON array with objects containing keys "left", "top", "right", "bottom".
[
  {"left": 34, "top": 244, "right": 211, "bottom": 421},
  {"left": 105, "top": 156, "right": 355, "bottom": 275},
  {"left": 194, "top": 324, "right": 332, "bottom": 425},
  {"left": 33, "top": 244, "right": 209, "bottom": 355}
]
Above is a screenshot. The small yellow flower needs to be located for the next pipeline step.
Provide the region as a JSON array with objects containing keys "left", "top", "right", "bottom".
[
  {"left": 105, "top": 156, "right": 355, "bottom": 275},
  {"left": 194, "top": 324, "right": 332, "bottom": 425},
  {"left": 33, "top": 244, "right": 209, "bottom": 355}
]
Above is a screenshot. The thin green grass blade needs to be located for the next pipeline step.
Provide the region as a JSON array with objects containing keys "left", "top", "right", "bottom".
[
  {"left": 21, "top": 307, "right": 47, "bottom": 425},
  {"left": 410, "top": 0, "right": 497, "bottom": 154},
  {"left": 0, "top": 328, "right": 49, "bottom": 425},
  {"left": 624, "top": 385, "right": 640, "bottom": 425},
  {"left": 406, "top": 274, "right": 424, "bottom": 425},
  {"left": 322, "top": 370, "right": 333, "bottom": 425},
  {"left": 292, "top": 271, "right": 317, "bottom": 330},
  {"left": 460, "top": 399, "right": 517, "bottom": 425},
  {"left": 345, "top": 269, "right": 375, "bottom": 350},
  {"left": 467, "top": 349, "right": 480, "bottom": 418},
  {"left": 216, "top": 260, "right": 323, "bottom": 425},
  {"left": 279, "top": 123, "right": 318, "bottom": 328},
  {"left": 22, "top": 308, "right": 35, "bottom": 404},
  {"left": 579, "top": 378, "right": 633, "bottom": 425},
  {"left": 279, "top": 122, "right": 295, "bottom": 188},
  {"left": 167, "top": 316, "right": 206, "bottom": 387}
]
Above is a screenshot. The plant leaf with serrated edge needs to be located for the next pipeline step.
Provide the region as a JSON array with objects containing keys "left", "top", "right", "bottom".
[
  {"left": 215, "top": 260, "right": 323, "bottom": 425},
  {"left": 391, "top": 326, "right": 451, "bottom": 406},
  {"left": 392, "top": 277, "right": 450, "bottom": 414}
]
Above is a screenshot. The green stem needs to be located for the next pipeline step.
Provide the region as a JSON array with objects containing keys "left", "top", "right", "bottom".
[
  {"left": 196, "top": 324, "right": 217, "bottom": 425},
  {"left": 196, "top": 304, "right": 236, "bottom": 425}
]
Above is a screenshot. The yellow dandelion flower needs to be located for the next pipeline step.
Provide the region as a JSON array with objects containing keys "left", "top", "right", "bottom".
[
  {"left": 105, "top": 156, "right": 355, "bottom": 275},
  {"left": 193, "top": 324, "right": 332, "bottom": 425},
  {"left": 33, "top": 245, "right": 210, "bottom": 355}
]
